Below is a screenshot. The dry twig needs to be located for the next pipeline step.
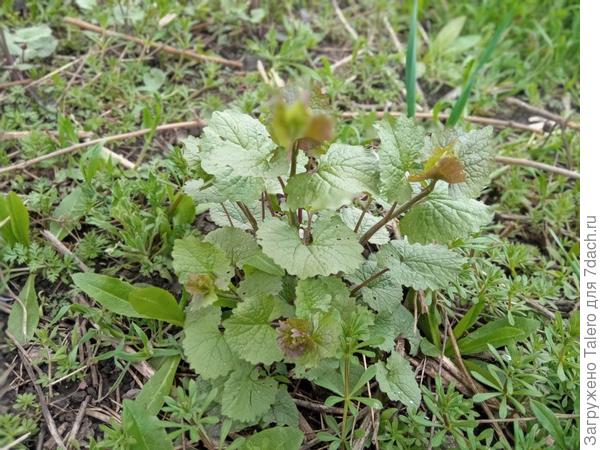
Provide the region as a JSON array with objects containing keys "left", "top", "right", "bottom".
[
  {"left": 0, "top": 119, "right": 206, "bottom": 175},
  {"left": 64, "top": 17, "right": 242, "bottom": 68},
  {"left": 7, "top": 332, "right": 67, "bottom": 450},
  {"left": 506, "top": 97, "right": 579, "bottom": 130}
]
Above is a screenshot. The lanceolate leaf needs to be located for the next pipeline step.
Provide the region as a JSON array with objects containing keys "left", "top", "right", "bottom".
[
  {"left": 128, "top": 286, "right": 184, "bottom": 326},
  {"left": 122, "top": 400, "right": 173, "bottom": 450},
  {"left": 400, "top": 184, "right": 492, "bottom": 243},
  {"left": 223, "top": 295, "right": 285, "bottom": 365},
  {"left": 375, "top": 352, "right": 421, "bottom": 409},
  {"left": 49, "top": 186, "right": 91, "bottom": 241},
  {"left": 457, "top": 317, "right": 539, "bottom": 355},
  {"left": 375, "top": 117, "right": 425, "bottom": 204},
  {"left": 376, "top": 240, "right": 465, "bottom": 290},
  {"left": 285, "top": 144, "right": 378, "bottom": 211},
  {"left": 183, "top": 305, "right": 238, "bottom": 379},
  {"left": 0, "top": 192, "right": 30, "bottom": 247},
  {"left": 257, "top": 216, "right": 363, "bottom": 279},
  {"left": 136, "top": 356, "right": 180, "bottom": 415},
  {"left": 221, "top": 363, "right": 279, "bottom": 422},
  {"left": 72, "top": 273, "right": 141, "bottom": 317},
  {"left": 7, "top": 274, "right": 39, "bottom": 344}
]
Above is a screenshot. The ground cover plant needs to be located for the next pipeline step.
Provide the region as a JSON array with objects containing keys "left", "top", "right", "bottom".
[{"left": 0, "top": 1, "right": 579, "bottom": 449}]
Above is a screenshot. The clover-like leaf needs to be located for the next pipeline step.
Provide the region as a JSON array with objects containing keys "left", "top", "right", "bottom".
[
  {"left": 257, "top": 216, "right": 363, "bottom": 279},
  {"left": 375, "top": 240, "right": 465, "bottom": 290},
  {"left": 285, "top": 144, "right": 378, "bottom": 211}
]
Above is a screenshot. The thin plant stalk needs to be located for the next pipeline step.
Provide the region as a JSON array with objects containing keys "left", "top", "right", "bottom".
[{"left": 405, "top": 0, "right": 419, "bottom": 118}]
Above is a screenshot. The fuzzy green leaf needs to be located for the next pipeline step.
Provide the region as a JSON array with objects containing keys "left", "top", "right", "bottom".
[
  {"left": 172, "top": 236, "right": 232, "bottom": 282},
  {"left": 183, "top": 305, "right": 238, "bottom": 379},
  {"left": 371, "top": 303, "right": 420, "bottom": 354},
  {"left": 295, "top": 276, "right": 349, "bottom": 318},
  {"left": 223, "top": 295, "right": 285, "bottom": 365},
  {"left": 221, "top": 363, "right": 279, "bottom": 423},
  {"left": 400, "top": 184, "right": 492, "bottom": 243},
  {"left": 205, "top": 227, "right": 260, "bottom": 267},
  {"left": 201, "top": 110, "right": 287, "bottom": 178},
  {"left": 184, "top": 173, "right": 264, "bottom": 205},
  {"left": 347, "top": 260, "right": 402, "bottom": 313},
  {"left": 260, "top": 386, "right": 300, "bottom": 427},
  {"left": 376, "top": 240, "right": 465, "bottom": 290},
  {"left": 7, "top": 275, "right": 39, "bottom": 344},
  {"left": 447, "top": 127, "right": 494, "bottom": 199},
  {"left": 238, "top": 270, "right": 283, "bottom": 298},
  {"left": 257, "top": 216, "right": 363, "bottom": 279},
  {"left": 240, "top": 426, "right": 303, "bottom": 450},
  {"left": 285, "top": 144, "right": 378, "bottom": 211},
  {"left": 375, "top": 352, "right": 421, "bottom": 409},
  {"left": 376, "top": 117, "right": 425, "bottom": 203}
]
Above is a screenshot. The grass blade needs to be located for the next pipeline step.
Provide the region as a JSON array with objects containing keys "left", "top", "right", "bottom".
[
  {"left": 405, "top": 0, "right": 418, "bottom": 118},
  {"left": 447, "top": 13, "right": 512, "bottom": 127}
]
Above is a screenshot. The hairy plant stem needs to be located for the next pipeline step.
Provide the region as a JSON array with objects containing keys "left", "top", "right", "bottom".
[
  {"left": 349, "top": 268, "right": 390, "bottom": 296},
  {"left": 353, "top": 195, "right": 372, "bottom": 233},
  {"left": 341, "top": 349, "right": 352, "bottom": 448},
  {"left": 236, "top": 201, "right": 258, "bottom": 231},
  {"left": 289, "top": 140, "right": 300, "bottom": 226},
  {"left": 359, "top": 180, "right": 437, "bottom": 245}
]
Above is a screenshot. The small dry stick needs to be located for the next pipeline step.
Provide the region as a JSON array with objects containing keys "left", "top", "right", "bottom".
[
  {"left": 66, "top": 395, "right": 90, "bottom": 447},
  {"left": 293, "top": 398, "right": 345, "bottom": 415},
  {"left": 41, "top": 230, "right": 90, "bottom": 272},
  {"left": 7, "top": 332, "right": 67, "bottom": 450},
  {"left": 332, "top": 0, "right": 358, "bottom": 41},
  {"left": 63, "top": 17, "right": 242, "bottom": 68},
  {"left": 0, "top": 130, "right": 94, "bottom": 141},
  {"left": 341, "top": 111, "right": 545, "bottom": 134},
  {"left": 494, "top": 155, "right": 579, "bottom": 179},
  {"left": 353, "top": 195, "right": 372, "bottom": 233},
  {"left": 505, "top": 97, "right": 579, "bottom": 130},
  {"left": 446, "top": 323, "right": 509, "bottom": 445},
  {"left": 0, "top": 119, "right": 206, "bottom": 175}
]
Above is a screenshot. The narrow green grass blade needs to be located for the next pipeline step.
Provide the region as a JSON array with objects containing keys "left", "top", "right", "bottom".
[
  {"left": 447, "top": 14, "right": 512, "bottom": 127},
  {"left": 405, "top": 0, "right": 418, "bottom": 118}
]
